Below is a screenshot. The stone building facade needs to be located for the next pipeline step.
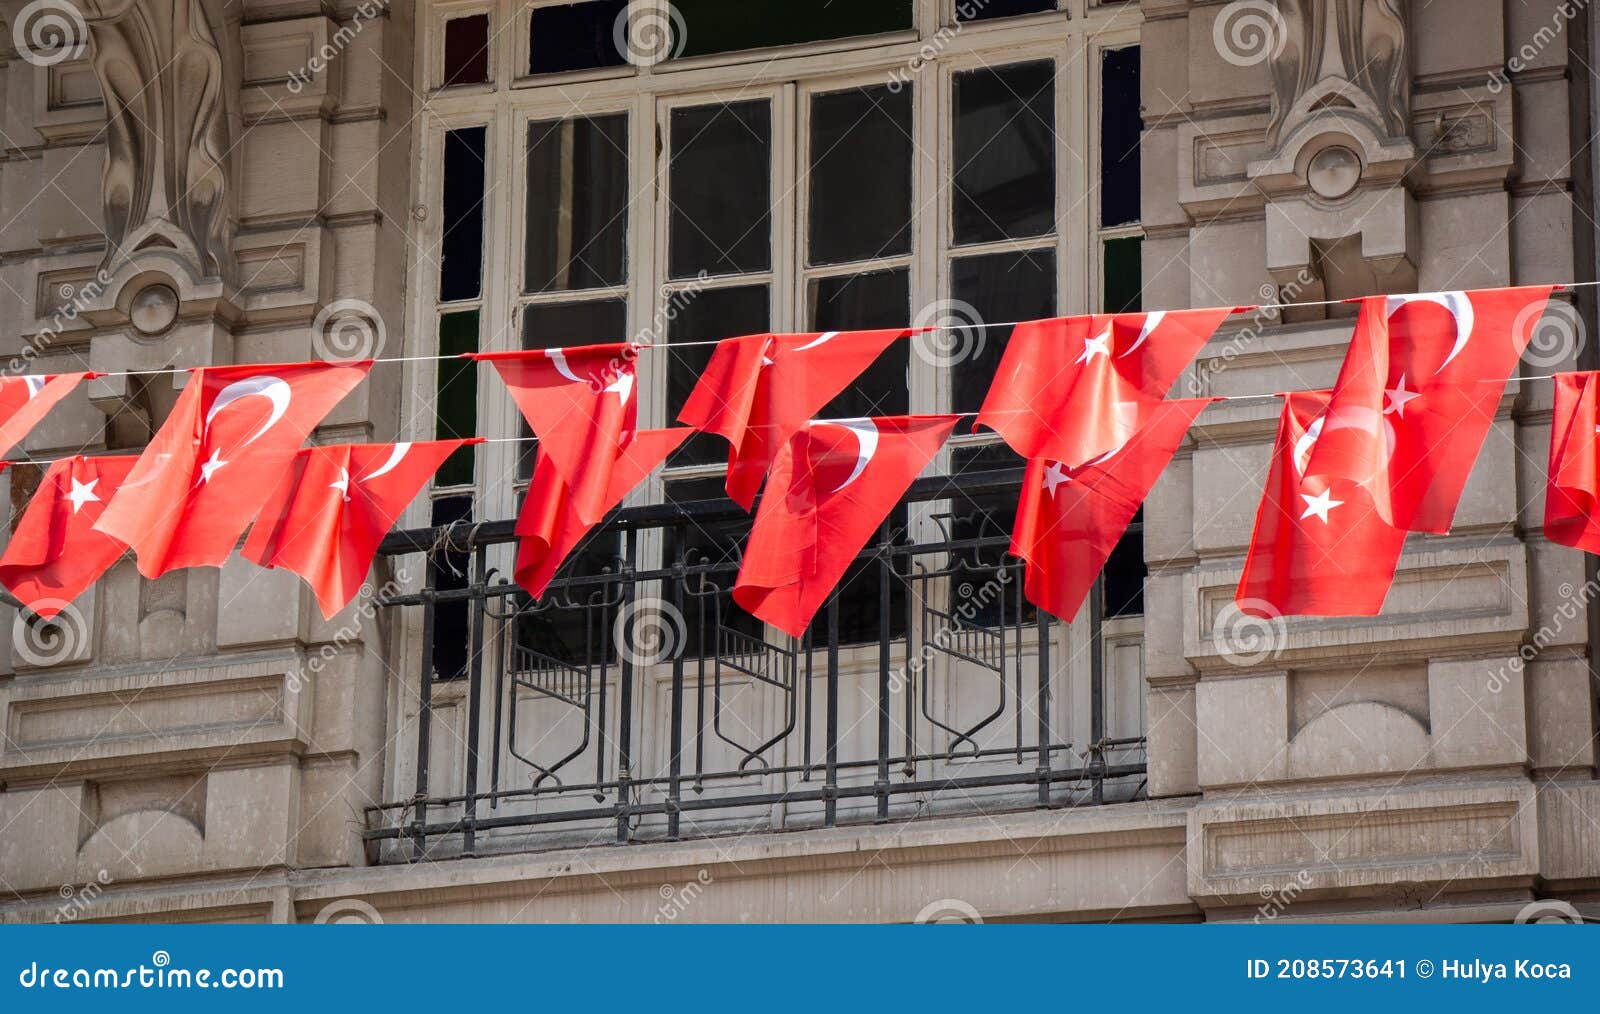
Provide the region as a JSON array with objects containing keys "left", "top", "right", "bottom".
[{"left": 0, "top": 0, "right": 1596, "bottom": 923}]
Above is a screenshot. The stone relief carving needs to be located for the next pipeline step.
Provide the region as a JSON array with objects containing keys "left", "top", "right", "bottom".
[
  {"left": 1266, "top": 0, "right": 1410, "bottom": 152},
  {"left": 79, "top": 0, "right": 234, "bottom": 281}
]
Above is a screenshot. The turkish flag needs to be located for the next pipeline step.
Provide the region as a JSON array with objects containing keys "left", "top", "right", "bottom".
[
  {"left": 1011, "top": 398, "right": 1215, "bottom": 622},
  {"left": 1545, "top": 371, "right": 1600, "bottom": 553},
  {"left": 0, "top": 372, "right": 93, "bottom": 458},
  {"left": 243, "top": 439, "right": 477, "bottom": 618},
  {"left": 515, "top": 428, "right": 690, "bottom": 598},
  {"left": 0, "top": 454, "right": 138, "bottom": 619},
  {"left": 1306, "top": 286, "right": 1555, "bottom": 533},
  {"left": 473, "top": 345, "right": 637, "bottom": 524},
  {"left": 735, "top": 415, "right": 957, "bottom": 638},
  {"left": 1237, "top": 390, "right": 1408, "bottom": 617},
  {"left": 976, "top": 308, "right": 1235, "bottom": 467},
  {"left": 94, "top": 360, "right": 372, "bottom": 577},
  {"left": 677, "top": 329, "right": 910, "bottom": 510}
]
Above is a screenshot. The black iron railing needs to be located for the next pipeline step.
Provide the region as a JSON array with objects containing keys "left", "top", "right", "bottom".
[{"left": 363, "top": 468, "right": 1146, "bottom": 861}]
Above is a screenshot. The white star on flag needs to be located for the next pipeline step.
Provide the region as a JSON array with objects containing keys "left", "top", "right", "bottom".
[
  {"left": 1385, "top": 373, "right": 1421, "bottom": 418},
  {"left": 199, "top": 449, "right": 229, "bottom": 484},
  {"left": 1042, "top": 461, "right": 1070, "bottom": 497},
  {"left": 1299, "top": 488, "right": 1344, "bottom": 524},
  {"left": 1075, "top": 328, "right": 1112, "bottom": 365},
  {"left": 65, "top": 476, "right": 100, "bottom": 514}
]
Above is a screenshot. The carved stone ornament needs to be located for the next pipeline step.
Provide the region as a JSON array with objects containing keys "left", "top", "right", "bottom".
[
  {"left": 79, "top": 0, "right": 235, "bottom": 282},
  {"left": 1265, "top": 0, "right": 1410, "bottom": 153}
]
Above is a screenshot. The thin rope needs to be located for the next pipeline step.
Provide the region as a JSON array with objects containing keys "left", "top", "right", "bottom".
[{"left": 42, "top": 280, "right": 1597, "bottom": 380}]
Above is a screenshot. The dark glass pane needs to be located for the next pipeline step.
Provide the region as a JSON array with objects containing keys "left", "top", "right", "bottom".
[
  {"left": 669, "top": 101, "right": 772, "bottom": 278},
  {"left": 809, "top": 509, "right": 908, "bottom": 645},
  {"left": 517, "top": 298, "right": 629, "bottom": 479},
  {"left": 512, "top": 530, "right": 623, "bottom": 665},
  {"left": 957, "top": 0, "right": 1056, "bottom": 20},
  {"left": 807, "top": 268, "right": 910, "bottom": 418},
  {"left": 1104, "top": 236, "right": 1143, "bottom": 314},
  {"left": 947, "top": 442, "right": 1031, "bottom": 626},
  {"left": 952, "top": 61, "right": 1055, "bottom": 245},
  {"left": 440, "top": 127, "right": 486, "bottom": 302},
  {"left": 809, "top": 85, "right": 913, "bottom": 265},
  {"left": 666, "top": 284, "right": 770, "bottom": 466},
  {"left": 674, "top": 0, "right": 912, "bottom": 58},
  {"left": 1100, "top": 46, "right": 1141, "bottom": 228},
  {"left": 662, "top": 477, "right": 761, "bottom": 644},
  {"left": 1104, "top": 508, "right": 1145, "bottom": 618},
  {"left": 949, "top": 249, "right": 1056, "bottom": 414},
  {"left": 526, "top": 114, "right": 629, "bottom": 292},
  {"left": 443, "top": 14, "right": 490, "bottom": 86},
  {"left": 528, "top": 0, "right": 629, "bottom": 75},
  {"left": 430, "top": 495, "right": 473, "bottom": 681},
  {"left": 435, "top": 311, "right": 479, "bottom": 486}
]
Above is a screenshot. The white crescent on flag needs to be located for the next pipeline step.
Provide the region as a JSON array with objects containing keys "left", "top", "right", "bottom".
[
  {"left": 22, "top": 375, "right": 46, "bottom": 399},
  {"left": 1117, "top": 311, "right": 1167, "bottom": 359},
  {"left": 791, "top": 331, "right": 841, "bottom": 352},
  {"left": 1293, "top": 415, "right": 1326, "bottom": 477},
  {"left": 544, "top": 348, "right": 588, "bottom": 384},
  {"left": 360, "top": 442, "right": 413, "bottom": 482},
  {"left": 205, "top": 376, "right": 292, "bottom": 448},
  {"left": 814, "top": 418, "right": 880, "bottom": 493},
  {"left": 1385, "top": 291, "right": 1475, "bottom": 375}
]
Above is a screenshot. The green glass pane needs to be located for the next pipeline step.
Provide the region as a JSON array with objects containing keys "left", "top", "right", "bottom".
[
  {"left": 1103, "top": 236, "right": 1143, "bottom": 314},
  {"left": 436, "top": 310, "right": 479, "bottom": 486}
]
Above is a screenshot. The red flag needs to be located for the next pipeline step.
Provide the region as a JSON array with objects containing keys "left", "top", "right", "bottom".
[
  {"left": 735, "top": 415, "right": 957, "bottom": 638},
  {"left": 1237, "top": 390, "right": 1407, "bottom": 617},
  {"left": 1306, "top": 286, "right": 1555, "bottom": 533},
  {"left": 94, "top": 360, "right": 372, "bottom": 577},
  {"left": 0, "top": 372, "right": 92, "bottom": 458},
  {"left": 1011, "top": 398, "right": 1215, "bottom": 622},
  {"left": 515, "top": 428, "right": 690, "bottom": 598},
  {"left": 0, "top": 454, "right": 138, "bottom": 618},
  {"left": 243, "top": 439, "right": 477, "bottom": 618},
  {"left": 976, "top": 309, "right": 1235, "bottom": 466},
  {"left": 473, "top": 345, "right": 637, "bottom": 524},
  {"left": 1546, "top": 371, "right": 1600, "bottom": 553},
  {"left": 677, "top": 329, "right": 910, "bottom": 510}
]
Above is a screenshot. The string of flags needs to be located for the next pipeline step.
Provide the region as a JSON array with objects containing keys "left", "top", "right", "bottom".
[{"left": 0, "top": 282, "right": 1594, "bottom": 638}]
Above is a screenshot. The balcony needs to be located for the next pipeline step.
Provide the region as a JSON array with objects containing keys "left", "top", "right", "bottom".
[{"left": 364, "top": 468, "right": 1147, "bottom": 862}]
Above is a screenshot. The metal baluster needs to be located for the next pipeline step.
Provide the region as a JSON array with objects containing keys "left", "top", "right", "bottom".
[
  {"left": 824, "top": 595, "right": 840, "bottom": 828},
  {"left": 1090, "top": 574, "right": 1106, "bottom": 806},
  {"left": 461, "top": 542, "right": 488, "bottom": 857},
  {"left": 615, "top": 529, "right": 636, "bottom": 844},
  {"left": 410, "top": 561, "right": 437, "bottom": 862},
  {"left": 875, "top": 522, "right": 892, "bottom": 823},
  {"left": 667, "top": 545, "right": 686, "bottom": 841},
  {"left": 1036, "top": 604, "right": 1051, "bottom": 808}
]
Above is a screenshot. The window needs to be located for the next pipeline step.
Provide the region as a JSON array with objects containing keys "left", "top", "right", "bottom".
[{"left": 413, "top": 2, "right": 1147, "bottom": 647}]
